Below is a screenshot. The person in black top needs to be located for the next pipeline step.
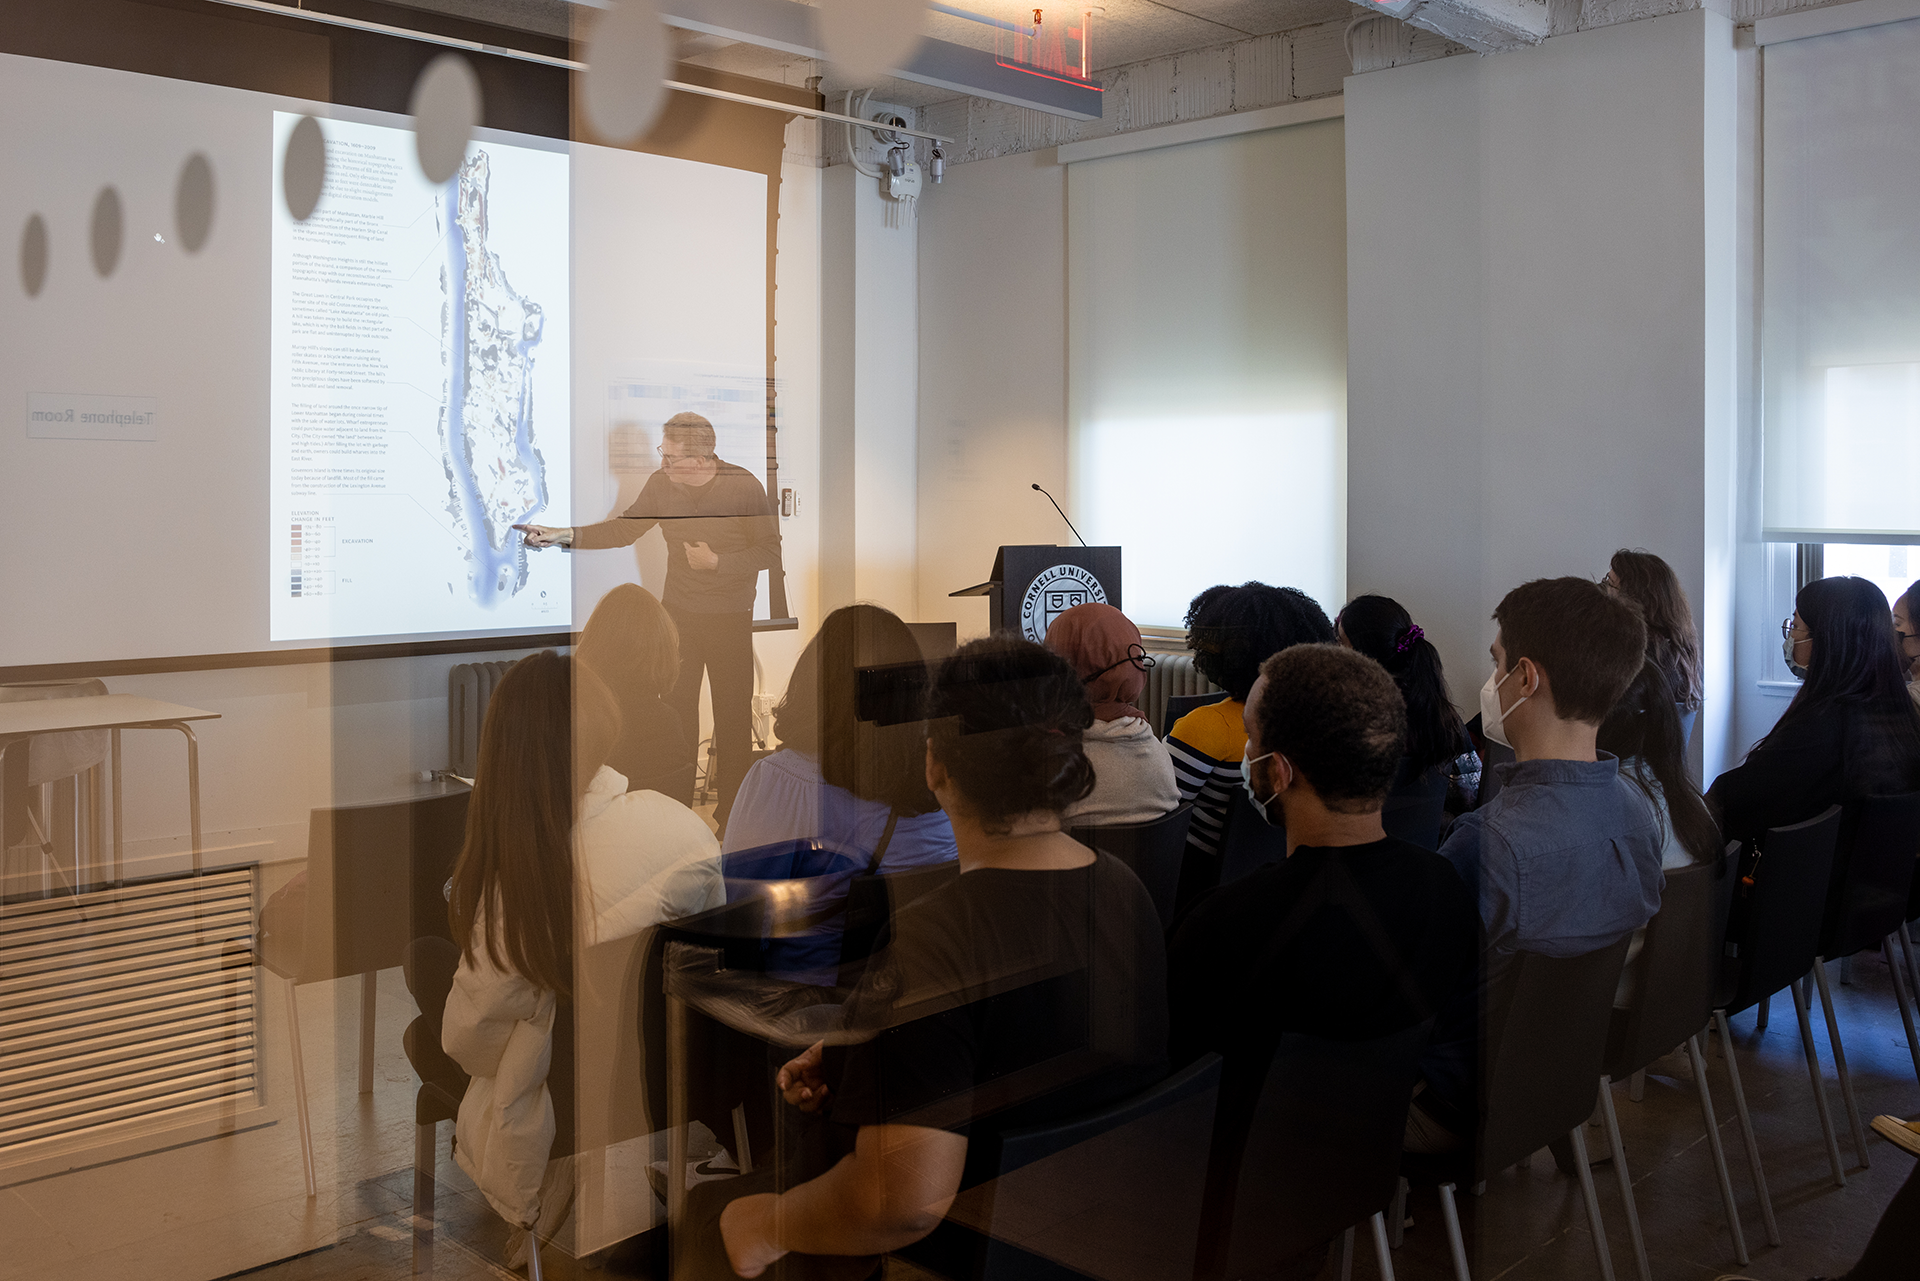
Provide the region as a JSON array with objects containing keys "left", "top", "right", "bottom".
[
  {"left": 1168, "top": 643, "right": 1478, "bottom": 1067},
  {"left": 574, "top": 583, "right": 694, "bottom": 803},
  {"left": 516, "top": 412, "right": 779, "bottom": 825},
  {"left": 696, "top": 637, "right": 1167, "bottom": 1279},
  {"left": 1709, "top": 575, "right": 1920, "bottom": 843}
]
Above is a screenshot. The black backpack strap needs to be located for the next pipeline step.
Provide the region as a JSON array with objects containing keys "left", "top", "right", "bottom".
[{"left": 868, "top": 810, "right": 901, "bottom": 874}]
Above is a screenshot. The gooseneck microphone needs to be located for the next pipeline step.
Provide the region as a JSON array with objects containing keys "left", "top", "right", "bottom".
[{"left": 1032, "top": 483, "right": 1088, "bottom": 547}]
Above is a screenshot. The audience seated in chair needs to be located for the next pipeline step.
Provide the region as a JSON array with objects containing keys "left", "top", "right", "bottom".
[
  {"left": 1166, "top": 583, "right": 1334, "bottom": 865},
  {"left": 1335, "top": 594, "right": 1482, "bottom": 817},
  {"left": 1167, "top": 643, "right": 1477, "bottom": 1067},
  {"left": 1407, "top": 577, "right": 1665, "bottom": 1154},
  {"left": 576, "top": 584, "right": 697, "bottom": 804},
  {"left": 1603, "top": 548, "right": 1705, "bottom": 728},
  {"left": 689, "top": 637, "right": 1168, "bottom": 1279},
  {"left": 1893, "top": 578, "right": 1920, "bottom": 713},
  {"left": 1598, "top": 660, "right": 1725, "bottom": 1008},
  {"left": 1043, "top": 602, "right": 1180, "bottom": 826},
  {"left": 439, "top": 652, "right": 721, "bottom": 1265},
  {"left": 724, "top": 603, "right": 957, "bottom": 873},
  {"left": 1708, "top": 575, "right": 1920, "bottom": 845}
]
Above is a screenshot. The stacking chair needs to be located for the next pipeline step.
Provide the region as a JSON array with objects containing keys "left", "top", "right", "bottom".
[
  {"left": 1401, "top": 938, "right": 1634, "bottom": 1281},
  {"left": 1598, "top": 849, "right": 1762, "bottom": 1281},
  {"left": 1162, "top": 690, "right": 1228, "bottom": 737},
  {"left": 1808, "top": 792, "right": 1920, "bottom": 1164},
  {"left": 1381, "top": 765, "right": 1448, "bottom": 851},
  {"left": 897, "top": 1054, "right": 1225, "bottom": 1281},
  {"left": 1714, "top": 805, "right": 1847, "bottom": 1189},
  {"left": 1199, "top": 1021, "right": 1434, "bottom": 1281},
  {"left": 1068, "top": 802, "right": 1193, "bottom": 929},
  {"left": 257, "top": 789, "right": 470, "bottom": 1197},
  {"left": 1215, "top": 790, "right": 1288, "bottom": 889}
]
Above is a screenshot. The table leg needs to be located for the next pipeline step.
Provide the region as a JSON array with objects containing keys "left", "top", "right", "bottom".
[
  {"left": 111, "top": 729, "right": 122, "bottom": 882},
  {"left": 168, "top": 723, "right": 203, "bottom": 872},
  {"left": 667, "top": 993, "right": 690, "bottom": 1274}
]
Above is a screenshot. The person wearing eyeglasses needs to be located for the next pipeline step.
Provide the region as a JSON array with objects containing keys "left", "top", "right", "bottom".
[
  {"left": 514, "top": 412, "right": 778, "bottom": 828},
  {"left": 1043, "top": 603, "right": 1180, "bottom": 825},
  {"left": 1707, "top": 576, "right": 1920, "bottom": 845}
]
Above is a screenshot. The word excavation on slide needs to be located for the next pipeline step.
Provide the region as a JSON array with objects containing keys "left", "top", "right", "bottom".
[{"left": 269, "top": 113, "right": 572, "bottom": 642}]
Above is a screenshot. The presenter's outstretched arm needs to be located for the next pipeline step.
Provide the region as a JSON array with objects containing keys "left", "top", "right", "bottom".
[{"left": 512, "top": 524, "right": 572, "bottom": 548}]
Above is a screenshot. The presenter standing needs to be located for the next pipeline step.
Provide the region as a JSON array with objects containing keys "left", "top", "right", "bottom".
[{"left": 516, "top": 412, "right": 778, "bottom": 828}]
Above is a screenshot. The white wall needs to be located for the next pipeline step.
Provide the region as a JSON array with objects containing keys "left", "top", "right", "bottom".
[
  {"left": 1346, "top": 8, "right": 1740, "bottom": 776},
  {"left": 915, "top": 149, "right": 1071, "bottom": 638},
  {"left": 821, "top": 164, "right": 919, "bottom": 619}
]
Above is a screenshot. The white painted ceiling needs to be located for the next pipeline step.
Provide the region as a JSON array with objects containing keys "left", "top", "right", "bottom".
[{"left": 393, "top": 0, "right": 1360, "bottom": 106}]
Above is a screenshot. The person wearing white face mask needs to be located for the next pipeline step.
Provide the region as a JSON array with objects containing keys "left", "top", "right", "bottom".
[
  {"left": 1166, "top": 645, "right": 1478, "bottom": 1090},
  {"left": 1405, "top": 577, "right": 1665, "bottom": 1156}
]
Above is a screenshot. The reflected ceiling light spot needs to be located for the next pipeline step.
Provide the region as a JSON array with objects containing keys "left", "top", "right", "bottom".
[
  {"left": 582, "top": 0, "right": 668, "bottom": 145},
  {"left": 820, "top": 0, "right": 926, "bottom": 85},
  {"left": 176, "top": 151, "right": 215, "bottom": 252},
  {"left": 283, "top": 115, "right": 326, "bottom": 222},
  {"left": 20, "top": 214, "right": 47, "bottom": 298},
  {"left": 91, "top": 186, "right": 123, "bottom": 278},
  {"left": 410, "top": 54, "right": 482, "bottom": 184}
]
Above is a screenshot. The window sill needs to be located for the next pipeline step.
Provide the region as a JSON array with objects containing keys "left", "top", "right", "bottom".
[{"left": 1757, "top": 679, "right": 1801, "bottom": 699}]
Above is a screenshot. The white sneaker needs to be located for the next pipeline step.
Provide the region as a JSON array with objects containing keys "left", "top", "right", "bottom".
[{"left": 644, "top": 1149, "right": 740, "bottom": 1201}]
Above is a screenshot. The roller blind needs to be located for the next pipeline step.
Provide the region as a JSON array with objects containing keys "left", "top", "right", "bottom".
[
  {"left": 1067, "top": 118, "right": 1348, "bottom": 627},
  {"left": 1763, "top": 19, "right": 1920, "bottom": 543}
]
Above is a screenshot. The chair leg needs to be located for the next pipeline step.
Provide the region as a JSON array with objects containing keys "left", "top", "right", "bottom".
[
  {"left": 1628, "top": 1069, "right": 1645, "bottom": 1103},
  {"left": 1900, "top": 923, "right": 1920, "bottom": 1010},
  {"left": 1568, "top": 1125, "right": 1617, "bottom": 1281},
  {"left": 1713, "top": 1011, "right": 1780, "bottom": 1246},
  {"left": 413, "top": 1121, "right": 436, "bottom": 1278},
  {"left": 1687, "top": 1032, "right": 1749, "bottom": 1266},
  {"left": 525, "top": 1224, "right": 544, "bottom": 1281},
  {"left": 1756, "top": 993, "right": 1769, "bottom": 1030},
  {"left": 1389, "top": 1175, "right": 1407, "bottom": 1248},
  {"left": 1437, "top": 1183, "right": 1472, "bottom": 1281},
  {"left": 1597, "top": 1078, "right": 1650, "bottom": 1281},
  {"left": 1789, "top": 976, "right": 1847, "bottom": 1187},
  {"left": 1811, "top": 959, "right": 1871, "bottom": 1169},
  {"left": 1336, "top": 1226, "right": 1354, "bottom": 1281},
  {"left": 1885, "top": 936, "right": 1920, "bottom": 1087},
  {"left": 359, "top": 970, "right": 378, "bottom": 1097},
  {"left": 1369, "top": 1212, "right": 1397, "bottom": 1281},
  {"left": 283, "top": 976, "right": 317, "bottom": 1198}
]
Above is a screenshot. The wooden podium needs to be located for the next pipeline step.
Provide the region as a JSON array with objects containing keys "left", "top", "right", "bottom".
[{"left": 951, "top": 545, "right": 1122, "bottom": 642}]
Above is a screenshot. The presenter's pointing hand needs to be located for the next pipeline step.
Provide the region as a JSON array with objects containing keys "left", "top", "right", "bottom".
[
  {"left": 686, "top": 541, "right": 720, "bottom": 571},
  {"left": 514, "top": 524, "right": 572, "bottom": 549}
]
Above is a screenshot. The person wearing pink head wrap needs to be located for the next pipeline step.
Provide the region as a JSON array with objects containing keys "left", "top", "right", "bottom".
[{"left": 1044, "top": 603, "right": 1182, "bottom": 825}]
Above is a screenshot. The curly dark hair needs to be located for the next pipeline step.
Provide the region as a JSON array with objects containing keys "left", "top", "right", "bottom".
[
  {"left": 1184, "top": 583, "right": 1335, "bottom": 702},
  {"left": 1249, "top": 645, "right": 1407, "bottom": 812},
  {"left": 925, "top": 634, "right": 1095, "bottom": 834}
]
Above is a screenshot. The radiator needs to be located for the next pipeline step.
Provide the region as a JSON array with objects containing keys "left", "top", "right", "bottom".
[
  {"left": 0, "top": 866, "right": 259, "bottom": 1171},
  {"left": 449, "top": 661, "right": 515, "bottom": 776},
  {"left": 1143, "top": 652, "right": 1218, "bottom": 737}
]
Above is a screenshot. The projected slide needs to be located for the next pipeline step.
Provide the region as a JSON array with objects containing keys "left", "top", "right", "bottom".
[{"left": 269, "top": 113, "right": 571, "bottom": 642}]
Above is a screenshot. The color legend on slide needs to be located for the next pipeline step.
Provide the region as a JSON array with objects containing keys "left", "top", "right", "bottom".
[{"left": 288, "top": 517, "right": 333, "bottom": 598}]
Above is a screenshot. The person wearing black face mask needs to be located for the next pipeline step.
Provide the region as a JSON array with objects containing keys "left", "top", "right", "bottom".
[{"left": 1166, "top": 645, "right": 1477, "bottom": 1076}]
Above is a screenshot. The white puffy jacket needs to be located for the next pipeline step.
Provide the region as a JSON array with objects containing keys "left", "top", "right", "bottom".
[{"left": 443, "top": 766, "right": 723, "bottom": 1226}]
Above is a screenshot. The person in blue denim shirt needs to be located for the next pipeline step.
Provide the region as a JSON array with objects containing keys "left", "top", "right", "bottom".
[{"left": 1406, "top": 577, "right": 1666, "bottom": 1153}]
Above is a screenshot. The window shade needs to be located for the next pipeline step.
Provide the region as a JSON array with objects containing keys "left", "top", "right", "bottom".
[
  {"left": 1763, "top": 19, "right": 1920, "bottom": 543},
  {"left": 1067, "top": 118, "right": 1348, "bottom": 627}
]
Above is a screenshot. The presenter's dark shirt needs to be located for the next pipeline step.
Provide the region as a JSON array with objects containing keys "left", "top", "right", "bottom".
[
  {"left": 831, "top": 853, "right": 1168, "bottom": 1188},
  {"left": 1166, "top": 837, "right": 1478, "bottom": 1067},
  {"left": 572, "top": 461, "right": 779, "bottom": 614}
]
